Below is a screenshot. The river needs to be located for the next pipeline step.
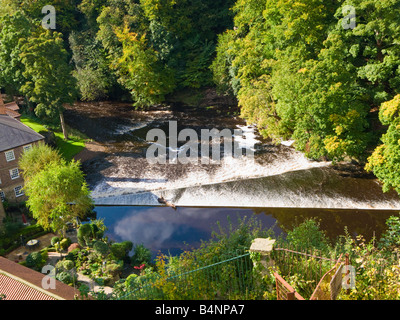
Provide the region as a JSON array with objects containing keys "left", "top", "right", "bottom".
[{"left": 64, "top": 95, "right": 400, "bottom": 255}]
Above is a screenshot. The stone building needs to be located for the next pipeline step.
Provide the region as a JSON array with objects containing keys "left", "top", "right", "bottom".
[{"left": 0, "top": 99, "right": 44, "bottom": 207}]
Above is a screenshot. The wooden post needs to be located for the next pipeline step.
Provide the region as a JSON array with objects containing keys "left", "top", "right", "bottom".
[{"left": 287, "top": 291, "right": 295, "bottom": 300}]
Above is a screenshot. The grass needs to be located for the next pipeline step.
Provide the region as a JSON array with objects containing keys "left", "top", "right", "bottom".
[{"left": 20, "top": 115, "right": 87, "bottom": 161}]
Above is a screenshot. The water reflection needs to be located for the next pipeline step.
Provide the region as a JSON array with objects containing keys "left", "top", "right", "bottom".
[{"left": 94, "top": 206, "right": 399, "bottom": 257}]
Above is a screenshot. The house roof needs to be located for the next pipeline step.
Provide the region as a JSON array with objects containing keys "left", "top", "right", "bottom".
[
  {"left": 0, "top": 115, "right": 44, "bottom": 152},
  {"left": 0, "top": 97, "right": 21, "bottom": 120},
  {"left": 4, "top": 102, "right": 20, "bottom": 111},
  {"left": 0, "top": 257, "right": 80, "bottom": 300},
  {"left": 4, "top": 108, "right": 21, "bottom": 119}
]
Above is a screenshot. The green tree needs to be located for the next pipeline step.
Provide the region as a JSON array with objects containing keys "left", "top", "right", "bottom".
[
  {"left": 114, "top": 26, "right": 176, "bottom": 106},
  {"left": 24, "top": 159, "right": 93, "bottom": 237},
  {"left": 19, "top": 142, "right": 63, "bottom": 181},
  {"left": 366, "top": 95, "right": 400, "bottom": 194},
  {"left": 0, "top": 11, "right": 31, "bottom": 96},
  {"left": 212, "top": 0, "right": 400, "bottom": 162},
  {"left": 20, "top": 29, "right": 77, "bottom": 139}
]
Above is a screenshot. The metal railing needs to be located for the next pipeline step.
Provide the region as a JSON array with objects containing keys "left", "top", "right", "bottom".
[
  {"left": 118, "top": 252, "right": 263, "bottom": 300},
  {"left": 272, "top": 244, "right": 341, "bottom": 299}
]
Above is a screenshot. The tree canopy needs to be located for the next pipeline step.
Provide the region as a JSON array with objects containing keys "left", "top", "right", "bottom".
[
  {"left": 2, "top": 0, "right": 400, "bottom": 195},
  {"left": 20, "top": 144, "right": 93, "bottom": 236}
]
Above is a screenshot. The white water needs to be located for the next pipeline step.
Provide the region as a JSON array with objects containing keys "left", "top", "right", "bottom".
[
  {"left": 91, "top": 125, "right": 332, "bottom": 202},
  {"left": 87, "top": 119, "right": 400, "bottom": 210}
]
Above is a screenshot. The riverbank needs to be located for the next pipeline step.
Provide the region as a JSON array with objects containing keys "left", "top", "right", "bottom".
[{"left": 20, "top": 115, "right": 87, "bottom": 161}]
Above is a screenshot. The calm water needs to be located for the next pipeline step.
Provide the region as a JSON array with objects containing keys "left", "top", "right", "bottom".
[{"left": 94, "top": 205, "right": 398, "bottom": 257}]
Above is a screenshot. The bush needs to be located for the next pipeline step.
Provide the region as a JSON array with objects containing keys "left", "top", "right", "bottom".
[
  {"left": 60, "top": 238, "right": 72, "bottom": 250},
  {"left": 110, "top": 243, "right": 127, "bottom": 260},
  {"left": 285, "top": 218, "right": 330, "bottom": 252},
  {"left": 63, "top": 260, "right": 75, "bottom": 271},
  {"left": 77, "top": 221, "right": 105, "bottom": 247},
  {"left": 105, "top": 263, "right": 122, "bottom": 276},
  {"left": 77, "top": 223, "right": 92, "bottom": 247},
  {"left": 56, "top": 271, "right": 73, "bottom": 285},
  {"left": 379, "top": 215, "right": 400, "bottom": 249},
  {"left": 93, "top": 240, "right": 109, "bottom": 257},
  {"left": 26, "top": 252, "right": 45, "bottom": 271},
  {"left": 131, "top": 244, "right": 152, "bottom": 267},
  {"left": 121, "top": 241, "right": 133, "bottom": 253},
  {"left": 51, "top": 236, "right": 60, "bottom": 246},
  {"left": 40, "top": 249, "right": 48, "bottom": 262}
]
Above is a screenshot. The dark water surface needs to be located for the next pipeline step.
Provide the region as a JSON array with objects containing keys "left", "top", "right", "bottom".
[{"left": 94, "top": 205, "right": 398, "bottom": 257}]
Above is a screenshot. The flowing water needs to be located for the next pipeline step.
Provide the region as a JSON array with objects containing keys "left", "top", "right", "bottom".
[{"left": 64, "top": 98, "right": 400, "bottom": 254}]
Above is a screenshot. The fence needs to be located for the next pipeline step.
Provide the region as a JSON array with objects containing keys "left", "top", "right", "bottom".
[
  {"left": 274, "top": 272, "right": 305, "bottom": 300},
  {"left": 309, "top": 254, "right": 344, "bottom": 300},
  {"left": 118, "top": 252, "right": 264, "bottom": 300},
  {"left": 272, "top": 244, "right": 343, "bottom": 299}
]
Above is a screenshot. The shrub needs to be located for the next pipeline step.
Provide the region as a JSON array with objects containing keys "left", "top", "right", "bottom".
[
  {"left": 121, "top": 241, "right": 133, "bottom": 253},
  {"left": 93, "top": 240, "right": 109, "bottom": 257},
  {"left": 40, "top": 249, "right": 48, "bottom": 262},
  {"left": 106, "top": 263, "right": 122, "bottom": 276},
  {"left": 110, "top": 243, "right": 127, "bottom": 260},
  {"left": 51, "top": 236, "right": 60, "bottom": 246},
  {"left": 56, "top": 271, "right": 73, "bottom": 285},
  {"left": 285, "top": 218, "right": 330, "bottom": 252},
  {"left": 379, "top": 215, "right": 400, "bottom": 249},
  {"left": 26, "top": 252, "right": 45, "bottom": 271},
  {"left": 77, "top": 223, "right": 92, "bottom": 247},
  {"left": 131, "top": 244, "right": 152, "bottom": 267},
  {"left": 60, "top": 238, "right": 72, "bottom": 250},
  {"left": 63, "top": 260, "right": 75, "bottom": 271},
  {"left": 77, "top": 221, "right": 106, "bottom": 247}
]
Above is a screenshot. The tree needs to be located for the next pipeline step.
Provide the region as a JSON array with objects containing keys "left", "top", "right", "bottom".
[
  {"left": 365, "top": 95, "right": 400, "bottom": 194},
  {"left": 19, "top": 141, "right": 63, "bottom": 181},
  {"left": 24, "top": 158, "right": 93, "bottom": 237},
  {"left": 0, "top": 11, "right": 31, "bottom": 97},
  {"left": 212, "top": 0, "right": 400, "bottom": 162},
  {"left": 20, "top": 29, "right": 77, "bottom": 139},
  {"left": 114, "top": 25, "right": 176, "bottom": 106},
  {"left": 69, "top": 30, "right": 116, "bottom": 101}
]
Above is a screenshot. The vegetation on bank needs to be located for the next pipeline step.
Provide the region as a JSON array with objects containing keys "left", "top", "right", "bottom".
[
  {"left": 18, "top": 214, "right": 400, "bottom": 301},
  {"left": 20, "top": 115, "right": 87, "bottom": 161}
]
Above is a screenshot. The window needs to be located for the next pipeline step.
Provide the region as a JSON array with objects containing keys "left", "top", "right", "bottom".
[
  {"left": 14, "top": 186, "right": 24, "bottom": 197},
  {"left": 5, "top": 150, "right": 15, "bottom": 162},
  {"left": 23, "top": 144, "right": 32, "bottom": 152},
  {"left": 10, "top": 168, "right": 19, "bottom": 180},
  {"left": 0, "top": 191, "right": 5, "bottom": 202}
]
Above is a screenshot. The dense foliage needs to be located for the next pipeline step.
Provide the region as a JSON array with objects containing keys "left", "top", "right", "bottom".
[
  {"left": 0, "top": 0, "right": 235, "bottom": 106},
  {"left": 212, "top": 0, "right": 400, "bottom": 163},
  {"left": 19, "top": 143, "right": 93, "bottom": 236},
  {"left": 1, "top": 0, "right": 399, "bottom": 194}
]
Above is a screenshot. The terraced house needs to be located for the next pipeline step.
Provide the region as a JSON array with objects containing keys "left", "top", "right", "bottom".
[{"left": 0, "top": 98, "right": 44, "bottom": 205}]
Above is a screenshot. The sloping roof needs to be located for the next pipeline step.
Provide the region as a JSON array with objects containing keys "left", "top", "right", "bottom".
[
  {"left": 4, "top": 108, "right": 20, "bottom": 119},
  {"left": 0, "top": 273, "right": 56, "bottom": 300},
  {"left": 0, "top": 257, "right": 79, "bottom": 300},
  {"left": 0, "top": 97, "right": 21, "bottom": 120},
  {"left": 0, "top": 115, "right": 44, "bottom": 152},
  {"left": 4, "top": 102, "right": 20, "bottom": 111}
]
